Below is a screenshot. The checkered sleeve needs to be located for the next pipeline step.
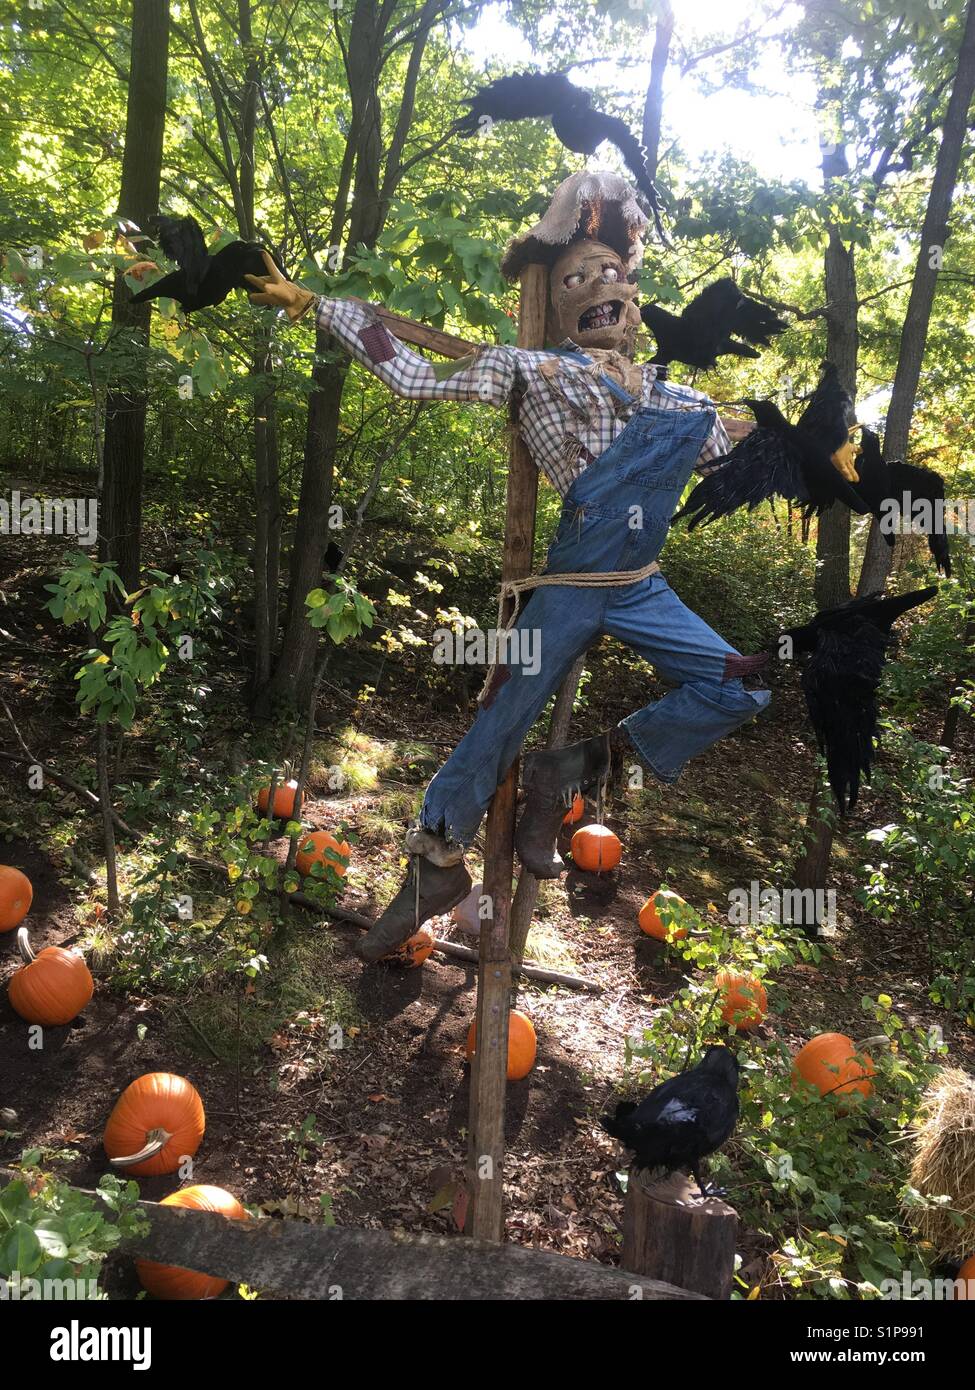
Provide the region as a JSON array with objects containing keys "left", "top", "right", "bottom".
[{"left": 315, "top": 298, "right": 517, "bottom": 406}]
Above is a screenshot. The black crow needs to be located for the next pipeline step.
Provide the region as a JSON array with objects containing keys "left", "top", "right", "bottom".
[
  {"left": 778, "top": 586, "right": 938, "bottom": 813},
  {"left": 853, "top": 428, "right": 951, "bottom": 576},
  {"left": 453, "top": 71, "right": 667, "bottom": 241},
  {"left": 130, "top": 215, "right": 289, "bottom": 313},
  {"left": 640, "top": 278, "right": 787, "bottom": 369},
  {"left": 677, "top": 363, "right": 871, "bottom": 527},
  {"left": 600, "top": 1045, "right": 740, "bottom": 1197}
]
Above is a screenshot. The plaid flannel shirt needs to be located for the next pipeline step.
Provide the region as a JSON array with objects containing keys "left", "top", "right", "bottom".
[{"left": 316, "top": 298, "right": 730, "bottom": 497}]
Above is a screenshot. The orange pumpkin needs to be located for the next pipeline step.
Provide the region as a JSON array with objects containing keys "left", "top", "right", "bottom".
[
  {"left": 639, "top": 890, "right": 689, "bottom": 941},
  {"left": 8, "top": 928, "right": 93, "bottom": 1025},
  {"left": 792, "top": 1032, "right": 875, "bottom": 1103},
  {"left": 466, "top": 1009, "right": 536, "bottom": 1081},
  {"left": 0, "top": 866, "right": 32, "bottom": 932},
  {"left": 135, "top": 1185, "right": 249, "bottom": 1299},
  {"left": 956, "top": 1254, "right": 975, "bottom": 1300},
  {"left": 715, "top": 969, "right": 767, "bottom": 1031},
  {"left": 384, "top": 924, "right": 435, "bottom": 968},
  {"left": 562, "top": 794, "right": 585, "bottom": 826},
  {"left": 295, "top": 829, "right": 350, "bottom": 879},
  {"left": 104, "top": 1073, "right": 205, "bottom": 1176},
  {"left": 570, "top": 824, "right": 622, "bottom": 872},
  {"left": 256, "top": 779, "right": 302, "bottom": 819}
]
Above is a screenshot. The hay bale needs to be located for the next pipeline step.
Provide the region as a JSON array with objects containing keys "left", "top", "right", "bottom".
[{"left": 906, "top": 1067, "right": 975, "bottom": 1259}]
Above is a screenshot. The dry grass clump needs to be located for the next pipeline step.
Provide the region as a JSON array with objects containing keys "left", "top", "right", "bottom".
[{"left": 906, "top": 1067, "right": 975, "bottom": 1259}]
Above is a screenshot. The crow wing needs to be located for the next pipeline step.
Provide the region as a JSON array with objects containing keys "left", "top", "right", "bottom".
[
  {"left": 156, "top": 215, "right": 210, "bottom": 299},
  {"left": 887, "top": 461, "right": 952, "bottom": 576},
  {"left": 454, "top": 71, "right": 585, "bottom": 133},
  {"left": 129, "top": 268, "right": 188, "bottom": 306},
  {"left": 677, "top": 428, "right": 813, "bottom": 528}
]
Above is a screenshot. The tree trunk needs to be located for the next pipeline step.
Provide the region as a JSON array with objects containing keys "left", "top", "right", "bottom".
[
  {"left": 857, "top": 0, "right": 975, "bottom": 596},
  {"left": 259, "top": 0, "right": 441, "bottom": 710},
  {"left": 99, "top": 0, "right": 170, "bottom": 593},
  {"left": 815, "top": 227, "right": 857, "bottom": 608}
]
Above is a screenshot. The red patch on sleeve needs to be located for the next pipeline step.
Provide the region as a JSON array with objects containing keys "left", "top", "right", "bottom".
[
  {"left": 358, "top": 322, "right": 397, "bottom": 364},
  {"left": 723, "top": 651, "right": 769, "bottom": 681}
]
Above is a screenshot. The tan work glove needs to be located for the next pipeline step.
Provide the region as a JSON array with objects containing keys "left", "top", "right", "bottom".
[
  {"left": 831, "top": 427, "right": 861, "bottom": 483},
  {"left": 244, "top": 250, "right": 317, "bottom": 322}
]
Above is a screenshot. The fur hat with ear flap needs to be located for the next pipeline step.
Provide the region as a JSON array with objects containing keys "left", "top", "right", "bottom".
[{"left": 500, "top": 169, "right": 648, "bottom": 283}]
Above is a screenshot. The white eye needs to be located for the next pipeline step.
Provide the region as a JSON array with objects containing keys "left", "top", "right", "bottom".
[
  {"left": 601, "top": 265, "right": 622, "bottom": 283},
  {"left": 564, "top": 272, "right": 584, "bottom": 288}
]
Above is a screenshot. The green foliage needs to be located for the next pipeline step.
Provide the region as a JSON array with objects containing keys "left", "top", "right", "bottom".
[
  {"left": 621, "top": 899, "right": 943, "bottom": 1299},
  {"left": 0, "top": 1168, "right": 147, "bottom": 1300},
  {"left": 859, "top": 729, "right": 975, "bottom": 1020},
  {"left": 306, "top": 576, "right": 376, "bottom": 645}
]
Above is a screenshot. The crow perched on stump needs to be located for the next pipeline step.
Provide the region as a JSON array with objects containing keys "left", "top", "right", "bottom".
[{"left": 601, "top": 1045, "right": 740, "bottom": 1197}]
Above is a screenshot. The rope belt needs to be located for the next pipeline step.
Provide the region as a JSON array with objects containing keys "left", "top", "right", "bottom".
[{"left": 477, "top": 558, "right": 662, "bottom": 704}]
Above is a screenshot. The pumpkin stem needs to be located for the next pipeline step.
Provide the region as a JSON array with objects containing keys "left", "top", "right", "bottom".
[
  {"left": 15, "top": 927, "right": 35, "bottom": 965},
  {"left": 110, "top": 1127, "right": 173, "bottom": 1167}
]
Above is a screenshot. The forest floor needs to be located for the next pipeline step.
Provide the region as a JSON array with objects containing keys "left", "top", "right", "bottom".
[{"left": 2, "top": 511, "right": 973, "bottom": 1298}]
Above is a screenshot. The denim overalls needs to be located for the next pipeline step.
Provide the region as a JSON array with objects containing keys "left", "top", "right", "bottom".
[{"left": 420, "top": 364, "right": 771, "bottom": 847}]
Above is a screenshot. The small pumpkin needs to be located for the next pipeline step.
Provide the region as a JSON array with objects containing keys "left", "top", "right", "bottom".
[
  {"left": 715, "top": 969, "right": 767, "bottom": 1031},
  {"left": 384, "top": 924, "right": 435, "bottom": 968},
  {"left": 570, "top": 824, "right": 622, "bottom": 873},
  {"left": 256, "top": 778, "right": 302, "bottom": 819},
  {"left": 956, "top": 1254, "right": 975, "bottom": 1300},
  {"left": 8, "top": 928, "right": 94, "bottom": 1025},
  {"left": 792, "top": 1032, "right": 875, "bottom": 1103},
  {"left": 104, "top": 1072, "right": 205, "bottom": 1176},
  {"left": 639, "top": 890, "right": 689, "bottom": 941},
  {"left": 466, "top": 1009, "right": 536, "bottom": 1082},
  {"left": 135, "top": 1185, "right": 249, "bottom": 1299},
  {"left": 0, "top": 865, "right": 33, "bottom": 932},
  {"left": 562, "top": 793, "right": 585, "bottom": 826},
  {"left": 295, "top": 829, "right": 350, "bottom": 879}
]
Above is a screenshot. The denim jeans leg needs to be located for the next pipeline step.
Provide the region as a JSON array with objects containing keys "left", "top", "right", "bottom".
[
  {"left": 419, "top": 582, "right": 601, "bottom": 846},
  {"left": 603, "top": 573, "right": 770, "bottom": 783}
]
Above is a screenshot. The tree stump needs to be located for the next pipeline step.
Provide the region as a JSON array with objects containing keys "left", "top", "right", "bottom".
[{"left": 622, "top": 1170, "right": 738, "bottom": 1301}]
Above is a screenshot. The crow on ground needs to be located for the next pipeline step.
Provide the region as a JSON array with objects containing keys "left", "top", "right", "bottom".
[{"left": 600, "top": 1045, "right": 740, "bottom": 1197}]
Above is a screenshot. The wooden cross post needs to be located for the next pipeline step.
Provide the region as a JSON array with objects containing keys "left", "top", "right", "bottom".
[{"left": 466, "top": 261, "right": 549, "bottom": 1241}]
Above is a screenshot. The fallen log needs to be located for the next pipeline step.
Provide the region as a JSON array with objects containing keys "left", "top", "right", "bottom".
[
  {"left": 288, "top": 893, "right": 600, "bottom": 991},
  {"left": 123, "top": 1201, "right": 704, "bottom": 1300}
]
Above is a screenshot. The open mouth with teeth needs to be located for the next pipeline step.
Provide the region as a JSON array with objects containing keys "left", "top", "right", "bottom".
[{"left": 578, "top": 301, "right": 622, "bottom": 333}]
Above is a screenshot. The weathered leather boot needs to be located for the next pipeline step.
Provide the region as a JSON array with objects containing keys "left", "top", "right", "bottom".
[
  {"left": 515, "top": 727, "right": 628, "bottom": 879},
  {"left": 354, "top": 827, "right": 471, "bottom": 963}
]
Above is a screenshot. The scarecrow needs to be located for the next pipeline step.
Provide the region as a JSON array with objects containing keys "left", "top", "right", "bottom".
[
  {"left": 243, "top": 170, "right": 940, "bottom": 964},
  {"left": 241, "top": 171, "right": 774, "bottom": 959}
]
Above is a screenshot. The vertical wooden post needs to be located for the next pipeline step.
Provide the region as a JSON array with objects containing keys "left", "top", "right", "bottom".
[{"left": 467, "top": 261, "right": 549, "bottom": 1241}]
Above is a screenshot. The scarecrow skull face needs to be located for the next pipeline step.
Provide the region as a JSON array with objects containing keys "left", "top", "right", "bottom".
[{"left": 547, "top": 239, "right": 641, "bottom": 353}]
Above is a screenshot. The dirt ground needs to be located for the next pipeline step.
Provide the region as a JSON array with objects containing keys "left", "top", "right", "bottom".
[{"left": 2, "top": 518, "right": 973, "bottom": 1295}]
